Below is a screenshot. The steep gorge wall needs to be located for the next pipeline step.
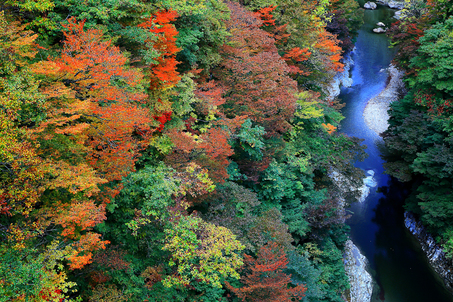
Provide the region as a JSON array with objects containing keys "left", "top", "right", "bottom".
[{"left": 404, "top": 212, "right": 453, "bottom": 292}]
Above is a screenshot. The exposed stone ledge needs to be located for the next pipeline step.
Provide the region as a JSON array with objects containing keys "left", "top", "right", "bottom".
[
  {"left": 343, "top": 240, "right": 373, "bottom": 302},
  {"left": 404, "top": 212, "right": 453, "bottom": 292},
  {"left": 327, "top": 53, "right": 354, "bottom": 101}
]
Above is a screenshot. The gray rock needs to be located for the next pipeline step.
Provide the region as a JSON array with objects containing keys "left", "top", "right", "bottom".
[
  {"left": 344, "top": 240, "right": 373, "bottom": 302},
  {"left": 405, "top": 212, "right": 453, "bottom": 291},
  {"left": 375, "top": 0, "right": 405, "bottom": 9},
  {"left": 376, "top": 22, "right": 385, "bottom": 27},
  {"left": 326, "top": 53, "right": 354, "bottom": 101},
  {"left": 373, "top": 27, "right": 386, "bottom": 33},
  {"left": 364, "top": 1, "right": 377, "bottom": 9},
  {"left": 388, "top": 0, "right": 405, "bottom": 9},
  {"left": 363, "top": 64, "right": 405, "bottom": 135},
  {"left": 394, "top": 10, "right": 402, "bottom": 19}
]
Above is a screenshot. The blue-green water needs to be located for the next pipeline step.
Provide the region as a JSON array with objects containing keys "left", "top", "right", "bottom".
[{"left": 340, "top": 4, "right": 453, "bottom": 301}]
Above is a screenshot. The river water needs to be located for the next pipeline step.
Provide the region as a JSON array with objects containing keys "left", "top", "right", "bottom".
[{"left": 339, "top": 3, "right": 453, "bottom": 301}]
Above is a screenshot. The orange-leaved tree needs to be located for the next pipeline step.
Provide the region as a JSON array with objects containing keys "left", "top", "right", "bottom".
[
  {"left": 314, "top": 29, "right": 344, "bottom": 73},
  {"left": 32, "top": 17, "right": 154, "bottom": 268},
  {"left": 138, "top": 9, "right": 181, "bottom": 128},
  {"left": 138, "top": 9, "right": 181, "bottom": 91}
]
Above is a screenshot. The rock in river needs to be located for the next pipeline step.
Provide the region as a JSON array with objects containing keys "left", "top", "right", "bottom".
[
  {"left": 364, "top": 1, "right": 377, "bottom": 9},
  {"left": 373, "top": 27, "right": 386, "bottom": 33},
  {"left": 388, "top": 0, "right": 405, "bottom": 9}
]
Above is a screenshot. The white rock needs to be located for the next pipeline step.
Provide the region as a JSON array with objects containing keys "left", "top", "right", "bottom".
[
  {"left": 326, "top": 54, "right": 354, "bottom": 100},
  {"left": 364, "top": 1, "right": 377, "bottom": 9},
  {"left": 363, "top": 176, "right": 377, "bottom": 188},
  {"left": 376, "top": 22, "right": 385, "bottom": 27},
  {"left": 366, "top": 170, "right": 375, "bottom": 177},
  {"left": 344, "top": 240, "right": 373, "bottom": 302},
  {"left": 394, "top": 10, "right": 402, "bottom": 19},
  {"left": 363, "top": 64, "right": 405, "bottom": 135},
  {"left": 358, "top": 185, "right": 370, "bottom": 202},
  {"left": 373, "top": 27, "right": 386, "bottom": 33},
  {"left": 388, "top": 0, "right": 405, "bottom": 9}
]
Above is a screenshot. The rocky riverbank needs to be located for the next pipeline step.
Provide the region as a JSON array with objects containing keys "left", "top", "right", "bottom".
[
  {"left": 331, "top": 168, "right": 375, "bottom": 302},
  {"left": 405, "top": 212, "right": 453, "bottom": 292},
  {"left": 327, "top": 53, "right": 354, "bottom": 101},
  {"left": 343, "top": 240, "right": 373, "bottom": 302},
  {"left": 363, "top": 64, "right": 404, "bottom": 135}
]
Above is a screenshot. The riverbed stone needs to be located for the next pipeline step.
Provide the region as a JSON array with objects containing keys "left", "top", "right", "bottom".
[
  {"left": 388, "top": 0, "right": 405, "bottom": 9},
  {"left": 373, "top": 27, "right": 386, "bottom": 33},
  {"left": 366, "top": 170, "right": 375, "bottom": 177},
  {"left": 363, "top": 64, "right": 405, "bottom": 134},
  {"left": 376, "top": 22, "right": 385, "bottom": 27},
  {"left": 364, "top": 1, "right": 377, "bottom": 9},
  {"left": 344, "top": 240, "right": 373, "bottom": 302},
  {"left": 376, "top": 0, "right": 405, "bottom": 9}
]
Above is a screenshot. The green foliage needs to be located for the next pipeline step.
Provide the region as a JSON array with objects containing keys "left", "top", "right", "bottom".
[
  {"left": 162, "top": 215, "right": 244, "bottom": 288},
  {"left": 0, "top": 241, "right": 76, "bottom": 302},
  {"left": 385, "top": 14, "right": 453, "bottom": 258},
  {"left": 315, "top": 238, "right": 350, "bottom": 302},
  {"left": 232, "top": 119, "right": 266, "bottom": 161},
  {"left": 168, "top": 0, "right": 231, "bottom": 70},
  {"left": 408, "top": 17, "right": 453, "bottom": 97},
  {"left": 286, "top": 250, "right": 324, "bottom": 302}
]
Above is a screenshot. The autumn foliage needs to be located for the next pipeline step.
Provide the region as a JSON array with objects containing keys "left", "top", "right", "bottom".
[
  {"left": 218, "top": 3, "right": 298, "bottom": 136},
  {"left": 138, "top": 9, "right": 181, "bottom": 90},
  {"left": 0, "top": 0, "right": 366, "bottom": 299},
  {"left": 227, "top": 242, "right": 306, "bottom": 302}
]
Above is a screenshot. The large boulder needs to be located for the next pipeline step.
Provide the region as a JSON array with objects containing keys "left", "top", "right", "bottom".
[
  {"left": 393, "top": 10, "right": 402, "bottom": 19},
  {"left": 373, "top": 27, "right": 386, "bottom": 33},
  {"left": 364, "top": 1, "right": 377, "bottom": 9},
  {"left": 376, "top": 22, "right": 385, "bottom": 27},
  {"left": 388, "top": 0, "right": 405, "bottom": 9}
]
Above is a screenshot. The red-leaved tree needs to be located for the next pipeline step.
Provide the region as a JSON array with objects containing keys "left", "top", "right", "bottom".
[
  {"left": 217, "top": 3, "right": 298, "bottom": 137},
  {"left": 227, "top": 242, "right": 306, "bottom": 302}
]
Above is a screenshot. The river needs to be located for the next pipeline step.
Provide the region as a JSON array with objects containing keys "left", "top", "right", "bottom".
[{"left": 339, "top": 3, "right": 453, "bottom": 301}]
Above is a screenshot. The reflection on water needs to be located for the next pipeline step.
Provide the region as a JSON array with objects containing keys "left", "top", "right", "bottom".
[{"left": 339, "top": 4, "right": 453, "bottom": 302}]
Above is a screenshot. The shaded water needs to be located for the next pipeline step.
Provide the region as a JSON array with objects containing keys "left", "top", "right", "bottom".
[{"left": 340, "top": 4, "right": 453, "bottom": 301}]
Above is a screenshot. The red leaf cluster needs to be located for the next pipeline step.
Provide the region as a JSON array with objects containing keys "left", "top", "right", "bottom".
[
  {"left": 138, "top": 10, "right": 181, "bottom": 89},
  {"left": 227, "top": 242, "right": 306, "bottom": 302}
]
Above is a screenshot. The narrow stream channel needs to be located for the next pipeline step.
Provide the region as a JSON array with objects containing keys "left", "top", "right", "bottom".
[{"left": 339, "top": 3, "right": 453, "bottom": 301}]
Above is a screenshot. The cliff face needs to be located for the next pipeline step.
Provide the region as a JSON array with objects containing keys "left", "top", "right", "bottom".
[
  {"left": 327, "top": 53, "right": 354, "bottom": 101},
  {"left": 404, "top": 212, "right": 453, "bottom": 291}
]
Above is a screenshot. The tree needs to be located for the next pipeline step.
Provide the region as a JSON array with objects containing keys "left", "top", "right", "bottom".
[
  {"left": 217, "top": 2, "right": 298, "bottom": 137},
  {"left": 0, "top": 11, "right": 47, "bottom": 217},
  {"left": 36, "top": 17, "right": 153, "bottom": 199},
  {"left": 226, "top": 241, "right": 306, "bottom": 302},
  {"left": 138, "top": 9, "right": 181, "bottom": 91},
  {"left": 162, "top": 214, "right": 244, "bottom": 288}
]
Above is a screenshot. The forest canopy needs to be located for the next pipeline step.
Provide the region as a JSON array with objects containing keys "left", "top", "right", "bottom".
[{"left": 0, "top": 0, "right": 365, "bottom": 301}]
